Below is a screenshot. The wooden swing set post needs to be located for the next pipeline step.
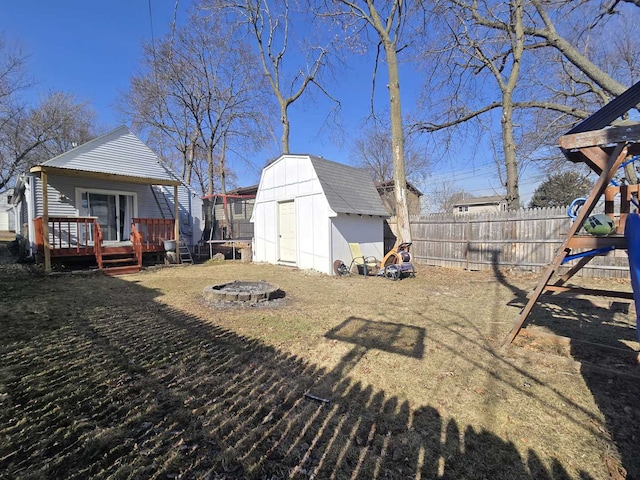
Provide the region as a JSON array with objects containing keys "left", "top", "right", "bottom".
[{"left": 505, "top": 121, "right": 640, "bottom": 345}]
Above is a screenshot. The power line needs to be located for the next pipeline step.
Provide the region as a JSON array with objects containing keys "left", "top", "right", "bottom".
[{"left": 424, "top": 165, "right": 496, "bottom": 184}]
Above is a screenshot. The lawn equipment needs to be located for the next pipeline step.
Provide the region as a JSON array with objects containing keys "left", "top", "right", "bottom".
[
  {"left": 377, "top": 242, "right": 416, "bottom": 280},
  {"left": 333, "top": 242, "right": 416, "bottom": 280}
]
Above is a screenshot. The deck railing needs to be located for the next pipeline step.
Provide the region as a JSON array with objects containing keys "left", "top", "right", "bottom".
[
  {"left": 94, "top": 222, "right": 103, "bottom": 269},
  {"left": 130, "top": 223, "right": 143, "bottom": 268},
  {"left": 33, "top": 216, "right": 175, "bottom": 257},
  {"left": 133, "top": 218, "right": 175, "bottom": 249},
  {"left": 34, "top": 216, "right": 97, "bottom": 255}
]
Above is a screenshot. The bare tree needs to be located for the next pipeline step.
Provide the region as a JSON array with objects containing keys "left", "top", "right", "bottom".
[
  {"left": 122, "top": 9, "right": 272, "bottom": 196},
  {"left": 0, "top": 36, "right": 96, "bottom": 191},
  {"left": 1, "top": 91, "right": 95, "bottom": 191},
  {"left": 123, "top": 42, "right": 201, "bottom": 185},
  {"left": 187, "top": 14, "right": 271, "bottom": 196},
  {"left": 414, "top": 0, "right": 639, "bottom": 209},
  {"left": 209, "top": 0, "right": 339, "bottom": 154},
  {"left": 428, "top": 180, "right": 472, "bottom": 213},
  {"left": 351, "top": 117, "right": 428, "bottom": 184},
  {"left": 0, "top": 37, "right": 31, "bottom": 108},
  {"left": 315, "top": 0, "right": 414, "bottom": 243},
  {"left": 521, "top": 0, "right": 632, "bottom": 98}
]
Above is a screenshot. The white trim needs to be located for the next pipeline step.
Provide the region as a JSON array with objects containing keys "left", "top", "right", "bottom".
[
  {"left": 277, "top": 200, "right": 296, "bottom": 264},
  {"left": 75, "top": 187, "right": 138, "bottom": 242},
  {"left": 74, "top": 187, "right": 139, "bottom": 213},
  {"left": 27, "top": 176, "right": 36, "bottom": 255}
]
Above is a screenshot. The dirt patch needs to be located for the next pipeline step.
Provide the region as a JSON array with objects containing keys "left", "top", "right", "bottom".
[{"left": 0, "top": 252, "right": 639, "bottom": 479}]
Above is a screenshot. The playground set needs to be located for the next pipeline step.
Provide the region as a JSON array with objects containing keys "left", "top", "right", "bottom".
[{"left": 506, "top": 81, "right": 640, "bottom": 353}]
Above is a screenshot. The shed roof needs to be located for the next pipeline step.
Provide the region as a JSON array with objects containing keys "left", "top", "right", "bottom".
[
  {"left": 31, "top": 126, "right": 181, "bottom": 186},
  {"left": 308, "top": 155, "right": 389, "bottom": 216},
  {"left": 375, "top": 180, "right": 423, "bottom": 196}
]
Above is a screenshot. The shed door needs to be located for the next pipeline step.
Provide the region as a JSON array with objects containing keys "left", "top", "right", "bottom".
[{"left": 278, "top": 201, "right": 296, "bottom": 263}]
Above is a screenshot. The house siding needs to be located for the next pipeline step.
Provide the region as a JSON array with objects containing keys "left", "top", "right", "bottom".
[
  {"left": 0, "top": 192, "right": 14, "bottom": 231},
  {"left": 30, "top": 174, "right": 203, "bottom": 246},
  {"left": 207, "top": 197, "right": 255, "bottom": 240},
  {"left": 331, "top": 215, "right": 384, "bottom": 266},
  {"left": 378, "top": 189, "right": 422, "bottom": 216},
  {"left": 152, "top": 185, "right": 203, "bottom": 244},
  {"left": 43, "top": 126, "right": 179, "bottom": 183}
]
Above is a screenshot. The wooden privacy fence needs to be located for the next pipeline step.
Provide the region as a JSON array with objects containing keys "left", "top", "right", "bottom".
[{"left": 393, "top": 206, "right": 631, "bottom": 278}]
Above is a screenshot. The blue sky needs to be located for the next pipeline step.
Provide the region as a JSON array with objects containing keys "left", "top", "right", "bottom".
[
  {"left": 0, "top": 0, "right": 540, "bottom": 205},
  {"left": 0, "top": 1, "right": 178, "bottom": 131}
]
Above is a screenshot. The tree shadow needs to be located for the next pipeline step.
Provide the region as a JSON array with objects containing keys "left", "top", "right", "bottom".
[{"left": 0, "top": 271, "right": 591, "bottom": 479}]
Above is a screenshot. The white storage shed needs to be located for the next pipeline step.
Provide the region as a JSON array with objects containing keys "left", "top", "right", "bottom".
[{"left": 251, "top": 154, "right": 389, "bottom": 275}]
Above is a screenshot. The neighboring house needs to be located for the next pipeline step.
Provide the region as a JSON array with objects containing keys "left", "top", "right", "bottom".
[
  {"left": 0, "top": 191, "right": 16, "bottom": 232},
  {"left": 453, "top": 195, "right": 508, "bottom": 214},
  {"left": 251, "top": 154, "right": 389, "bottom": 275},
  {"left": 375, "top": 180, "right": 424, "bottom": 216},
  {"left": 202, "top": 184, "right": 258, "bottom": 241},
  {"left": 12, "top": 126, "right": 203, "bottom": 274}
]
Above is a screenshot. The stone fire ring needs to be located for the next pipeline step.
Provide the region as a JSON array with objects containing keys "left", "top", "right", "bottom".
[{"left": 203, "top": 280, "right": 280, "bottom": 304}]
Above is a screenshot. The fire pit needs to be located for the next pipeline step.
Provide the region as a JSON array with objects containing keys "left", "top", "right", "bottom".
[{"left": 203, "top": 280, "right": 281, "bottom": 305}]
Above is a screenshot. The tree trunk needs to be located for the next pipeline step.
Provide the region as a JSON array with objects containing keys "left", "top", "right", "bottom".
[
  {"left": 498, "top": 0, "right": 524, "bottom": 210},
  {"left": 280, "top": 99, "right": 290, "bottom": 154},
  {"left": 185, "top": 143, "right": 193, "bottom": 185},
  {"left": 220, "top": 136, "right": 233, "bottom": 239},
  {"left": 185, "top": 132, "right": 199, "bottom": 185},
  {"left": 207, "top": 147, "right": 214, "bottom": 197},
  {"left": 502, "top": 96, "right": 520, "bottom": 209},
  {"left": 386, "top": 41, "right": 412, "bottom": 243},
  {"left": 363, "top": 0, "right": 412, "bottom": 245}
]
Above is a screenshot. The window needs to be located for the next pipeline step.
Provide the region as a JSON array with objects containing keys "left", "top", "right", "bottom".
[{"left": 458, "top": 205, "right": 469, "bottom": 212}]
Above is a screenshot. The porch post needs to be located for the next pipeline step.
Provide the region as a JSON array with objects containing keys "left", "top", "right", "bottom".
[
  {"left": 42, "top": 172, "right": 51, "bottom": 273},
  {"left": 174, "top": 184, "right": 180, "bottom": 246}
]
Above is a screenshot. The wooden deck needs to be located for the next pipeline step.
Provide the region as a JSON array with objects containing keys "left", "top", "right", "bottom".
[{"left": 34, "top": 216, "right": 175, "bottom": 274}]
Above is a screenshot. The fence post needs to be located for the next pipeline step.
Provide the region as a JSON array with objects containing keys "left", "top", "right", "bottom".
[{"left": 464, "top": 218, "right": 471, "bottom": 271}]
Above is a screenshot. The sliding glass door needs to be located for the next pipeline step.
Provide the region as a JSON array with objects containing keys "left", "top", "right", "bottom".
[{"left": 79, "top": 189, "right": 136, "bottom": 242}]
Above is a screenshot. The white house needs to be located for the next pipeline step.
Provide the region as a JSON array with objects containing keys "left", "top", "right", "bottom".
[
  {"left": 453, "top": 195, "right": 508, "bottom": 214},
  {"left": 251, "top": 154, "right": 389, "bottom": 275},
  {"left": 12, "top": 126, "right": 203, "bottom": 273},
  {"left": 0, "top": 191, "right": 16, "bottom": 232}
]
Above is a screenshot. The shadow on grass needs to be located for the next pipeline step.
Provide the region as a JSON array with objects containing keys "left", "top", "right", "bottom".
[
  {"left": 478, "top": 245, "right": 640, "bottom": 478},
  {"left": 325, "top": 317, "right": 425, "bottom": 359},
  {"left": 0, "top": 272, "right": 587, "bottom": 479}
]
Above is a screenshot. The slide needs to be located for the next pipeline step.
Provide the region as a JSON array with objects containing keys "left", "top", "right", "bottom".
[{"left": 624, "top": 213, "right": 640, "bottom": 343}]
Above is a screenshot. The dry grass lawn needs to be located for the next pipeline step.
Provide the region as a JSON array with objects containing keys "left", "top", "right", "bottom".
[{"left": 1, "top": 250, "right": 639, "bottom": 479}]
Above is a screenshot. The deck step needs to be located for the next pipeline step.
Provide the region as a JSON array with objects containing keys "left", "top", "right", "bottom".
[
  {"left": 102, "top": 257, "right": 137, "bottom": 265},
  {"left": 100, "top": 253, "right": 139, "bottom": 274},
  {"left": 101, "top": 265, "right": 141, "bottom": 276}
]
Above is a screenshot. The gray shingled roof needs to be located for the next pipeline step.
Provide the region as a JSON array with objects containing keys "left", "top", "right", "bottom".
[
  {"left": 40, "top": 126, "right": 179, "bottom": 183},
  {"left": 308, "top": 155, "right": 389, "bottom": 216}
]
